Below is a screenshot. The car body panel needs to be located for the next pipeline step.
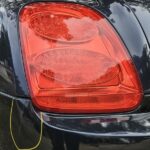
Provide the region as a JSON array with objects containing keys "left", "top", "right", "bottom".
[
  {"left": 1, "top": 0, "right": 150, "bottom": 150},
  {"left": 1, "top": 96, "right": 150, "bottom": 150},
  {"left": 126, "top": 0, "right": 150, "bottom": 93}
]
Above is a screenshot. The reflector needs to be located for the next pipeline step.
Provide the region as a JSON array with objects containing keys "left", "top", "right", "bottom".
[{"left": 19, "top": 2, "right": 143, "bottom": 113}]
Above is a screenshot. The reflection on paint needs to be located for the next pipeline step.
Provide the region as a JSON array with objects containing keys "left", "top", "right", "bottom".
[{"left": 10, "top": 101, "right": 43, "bottom": 150}]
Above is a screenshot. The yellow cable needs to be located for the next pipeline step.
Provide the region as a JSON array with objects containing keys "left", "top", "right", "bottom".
[{"left": 10, "top": 101, "right": 43, "bottom": 150}]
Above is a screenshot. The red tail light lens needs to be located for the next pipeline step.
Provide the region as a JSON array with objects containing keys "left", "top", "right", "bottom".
[{"left": 19, "top": 2, "right": 143, "bottom": 113}]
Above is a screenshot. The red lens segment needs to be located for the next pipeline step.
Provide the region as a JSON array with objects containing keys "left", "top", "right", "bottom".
[{"left": 19, "top": 2, "right": 143, "bottom": 113}]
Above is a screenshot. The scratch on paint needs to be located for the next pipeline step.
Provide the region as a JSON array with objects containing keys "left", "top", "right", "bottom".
[{"left": 10, "top": 101, "right": 43, "bottom": 150}]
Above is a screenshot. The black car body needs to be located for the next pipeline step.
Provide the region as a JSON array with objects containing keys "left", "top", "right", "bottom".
[{"left": 1, "top": 0, "right": 150, "bottom": 149}]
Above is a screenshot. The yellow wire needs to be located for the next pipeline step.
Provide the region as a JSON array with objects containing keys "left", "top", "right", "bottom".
[{"left": 10, "top": 101, "right": 43, "bottom": 150}]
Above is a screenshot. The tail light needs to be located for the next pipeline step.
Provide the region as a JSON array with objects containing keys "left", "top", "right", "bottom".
[{"left": 19, "top": 2, "right": 143, "bottom": 113}]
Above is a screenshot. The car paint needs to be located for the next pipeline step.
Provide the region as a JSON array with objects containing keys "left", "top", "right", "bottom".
[
  {"left": 0, "top": 0, "right": 150, "bottom": 149},
  {"left": 126, "top": 0, "right": 150, "bottom": 93}
]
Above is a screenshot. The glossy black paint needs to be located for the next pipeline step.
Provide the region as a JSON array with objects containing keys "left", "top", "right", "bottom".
[
  {"left": 125, "top": 0, "right": 150, "bottom": 93},
  {"left": 2, "top": 96, "right": 150, "bottom": 150},
  {"left": 1, "top": 0, "right": 150, "bottom": 149},
  {"left": 0, "top": 0, "right": 29, "bottom": 97}
]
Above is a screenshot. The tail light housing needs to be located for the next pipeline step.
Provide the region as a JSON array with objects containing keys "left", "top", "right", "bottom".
[{"left": 19, "top": 2, "right": 143, "bottom": 113}]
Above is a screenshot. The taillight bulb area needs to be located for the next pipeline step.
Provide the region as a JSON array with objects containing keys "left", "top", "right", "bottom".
[{"left": 19, "top": 2, "right": 143, "bottom": 113}]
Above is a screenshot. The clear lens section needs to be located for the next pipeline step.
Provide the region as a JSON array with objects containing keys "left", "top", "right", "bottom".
[{"left": 19, "top": 2, "right": 143, "bottom": 113}]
